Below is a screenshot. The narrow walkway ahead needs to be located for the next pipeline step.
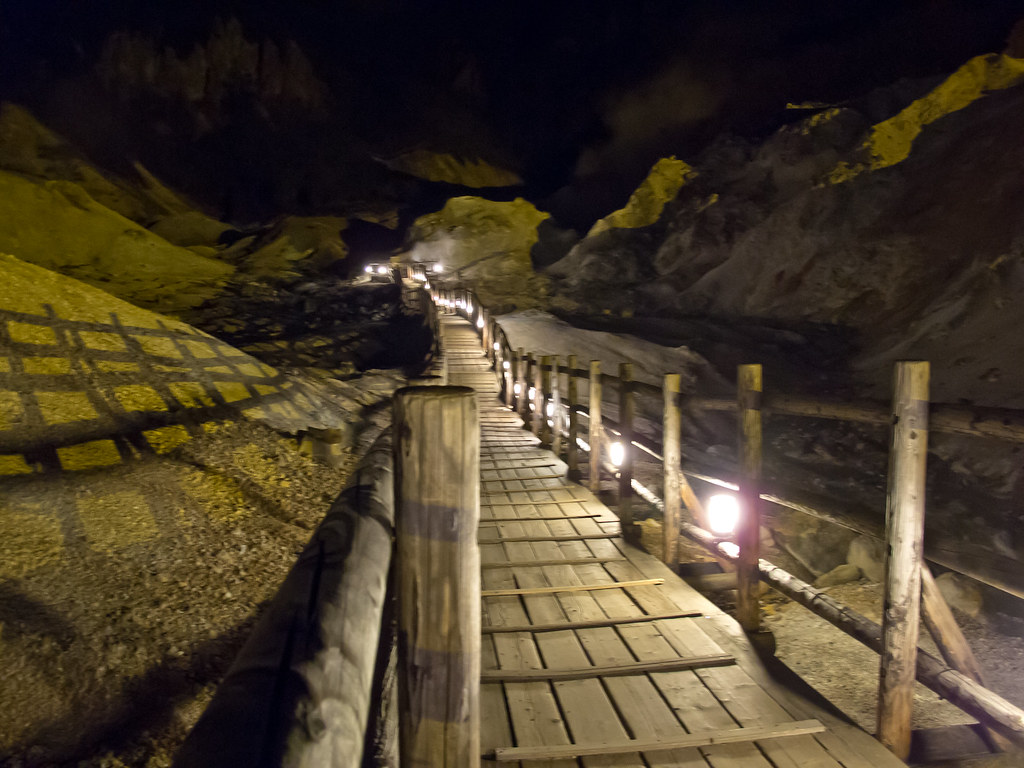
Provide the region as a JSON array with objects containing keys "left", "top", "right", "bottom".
[{"left": 441, "top": 314, "right": 906, "bottom": 767}]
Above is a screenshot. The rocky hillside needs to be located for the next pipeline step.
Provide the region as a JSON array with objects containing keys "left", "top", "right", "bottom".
[{"left": 547, "top": 50, "right": 1024, "bottom": 408}]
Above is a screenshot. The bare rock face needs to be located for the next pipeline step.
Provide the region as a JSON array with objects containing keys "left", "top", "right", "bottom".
[
  {"left": 96, "top": 18, "right": 327, "bottom": 122},
  {"left": 935, "top": 571, "right": 984, "bottom": 618},
  {"left": 847, "top": 535, "right": 886, "bottom": 583}
]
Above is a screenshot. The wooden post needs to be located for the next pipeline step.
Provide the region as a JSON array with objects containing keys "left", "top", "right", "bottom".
[
  {"left": 534, "top": 356, "right": 549, "bottom": 444},
  {"left": 518, "top": 352, "right": 531, "bottom": 421},
  {"left": 550, "top": 357, "right": 562, "bottom": 457},
  {"left": 566, "top": 355, "right": 580, "bottom": 481},
  {"left": 663, "top": 374, "right": 682, "bottom": 567},
  {"left": 736, "top": 364, "right": 762, "bottom": 633},
  {"left": 877, "top": 361, "right": 929, "bottom": 760},
  {"left": 588, "top": 361, "right": 602, "bottom": 493},
  {"left": 618, "top": 363, "right": 635, "bottom": 543},
  {"left": 504, "top": 347, "right": 515, "bottom": 409},
  {"left": 480, "top": 309, "right": 489, "bottom": 354},
  {"left": 393, "top": 386, "right": 481, "bottom": 768}
]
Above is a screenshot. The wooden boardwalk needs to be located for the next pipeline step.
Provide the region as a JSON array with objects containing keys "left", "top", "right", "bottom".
[{"left": 441, "top": 314, "right": 907, "bottom": 767}]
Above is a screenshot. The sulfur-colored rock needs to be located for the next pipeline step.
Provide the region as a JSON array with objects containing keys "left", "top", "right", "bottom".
[
  {"left": 381, "top": 150, "right": 521, "bottom": 188},
  {"left": 935, "top": 571, "right": 984, "bottom": 618},
  {"left": 813, "top": 563, "right": 862, "bottom": 588},
  {"left": 0, "top": 170, "right": 232, "bottom": 313}
]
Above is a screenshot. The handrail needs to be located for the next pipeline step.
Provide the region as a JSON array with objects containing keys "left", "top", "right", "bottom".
[{"left": 432, "top": 282, "right": 1024, "bottom": 757}]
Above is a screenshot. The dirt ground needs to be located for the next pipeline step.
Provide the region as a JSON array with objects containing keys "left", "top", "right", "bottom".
[{"left": 0, "top": 417, "right": 380, "bottom": 767}]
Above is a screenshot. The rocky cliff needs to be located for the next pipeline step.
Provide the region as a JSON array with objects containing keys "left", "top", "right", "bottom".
[{"left": 548, "top": 50, "right": 1024, "bottom": 407}]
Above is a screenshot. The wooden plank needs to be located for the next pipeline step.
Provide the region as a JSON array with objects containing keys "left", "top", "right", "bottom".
[
  {"left": 393, "top": 386, "right": 480, "bottom": 767},
  {"left": 878, "top": 360, "right": 929, "bottom": 760},
  {"left": 736, "top": 363, "right": 762, "bottom": 632},
  {"left": 490, "top": 721, "right": 827, "bottom": 761},
  {"left": 482, "top": 533, "right": 619, "bottom": 544},
  {"left": 481, "top": 557, "right": 626, "bottom": 570},
  {"left": 482, "top": 656, "right": 736, "bottom": 682},
  {"left": 480, "top": 514, "right": 603, "bottom": 524},
  {"left": 482, "top": 611, "right": 701, "bottom": 634},
  {"left": 481, "top": 579, "right": 664, "bottom": 597}
]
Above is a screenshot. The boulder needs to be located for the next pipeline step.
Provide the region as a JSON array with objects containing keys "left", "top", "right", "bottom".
[
  {"left": 149, "top": 211, "right": 234, "bottom": 248},
  {"left": 935, "top": 571, "right": 984, "bottom": 618},
  {"left": 847, "top": 535, "right": 886, "bottom": 582},
  {"left": 813, "top": 563, "right": 862, "bottom": 588}
]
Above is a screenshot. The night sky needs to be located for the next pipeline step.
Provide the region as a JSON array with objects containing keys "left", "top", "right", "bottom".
[{"left": 2, "top": 0, "right": 1022, "bottom": 222}]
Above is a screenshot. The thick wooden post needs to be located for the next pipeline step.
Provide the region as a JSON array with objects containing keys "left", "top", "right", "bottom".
[
  {"left": 550, "top": 357, "right": 562, "bottom": 457},
  {"left": 518, "top": 352, "right": 532, "bottom": 421},
  {"left": 663, "top": 374, "right": 682, "bottom": 566},
  {"left": 480, "top": 309, "right": 489, "bottom": 353},
  {"left": 535, "top": 356, "right": 550, "bottom": 444},
  {"left": 588, "top": 361, "right": 602, "bottom": 493},
  {"left": 878, "top": 361, "right": 929, "bottom": 760},
  {"left": 566, "top": 355, "right": 580, "bottom": 481},
  {"left": 618, "top": 363, "right": 635, "bottom": 543},
  {"left": 736, "top": 364, "right": 762, "bottom": 632},
  {"left": 393, "top": 386, "right": 481, "bottom": 768}
]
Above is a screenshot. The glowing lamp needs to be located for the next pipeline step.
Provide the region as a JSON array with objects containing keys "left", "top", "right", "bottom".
[
  {"left": 545, "top": 401, "right": 554, "bottom": 418},
  {"left": 608, "top": 441, "right": 625, "bottom": 468},
  {"left": 528, "top": 386, "right": 536, "bottom": 401},
  {"left": 493, "top": 342, "right": 500, "bottom": 351},
  {"left": 513, "top": 383, "right": 522, "bottom": 395},
  {"left": 503, "top": 360, "right": 510, "bottom": 370},
  {"left": 364, "top": 265, "right": 373, "bottom": 273},
  {"left": 706, "top": 494, "right": 740, "bottom": 535},
  {"left": 476, "top": 317, "right": 484, "bottom": 329},
  {"left": 433, "top": 263, "right": 443, "bottom": 273},
  {"left": 377, "top": 265, "right": 388, "bottom": 275}
]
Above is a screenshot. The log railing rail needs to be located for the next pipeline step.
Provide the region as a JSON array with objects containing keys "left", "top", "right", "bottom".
[{"left": 432, "top": 284, "right": 1024, "bottom": 756}]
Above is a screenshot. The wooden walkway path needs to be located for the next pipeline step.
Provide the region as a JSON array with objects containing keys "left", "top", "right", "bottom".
[{"left": 441, "top": 314, "right": 907, "bottom": 767}]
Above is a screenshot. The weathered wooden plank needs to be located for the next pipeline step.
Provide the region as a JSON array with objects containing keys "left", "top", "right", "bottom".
[
  {"left": 481, "top": 611, "right": 700, "bottom": 634},
  {"left": 481, "top": 579, "right": 663, "bottom": 597},
  {"left": 588, "top": 360, "right": 602, "bottom": 493},
  {"left": 482, "top": 656, "right": 736, "bottom": 682},
  {"left": 490, "top": 721, "right": 827, "bottom": 761}
]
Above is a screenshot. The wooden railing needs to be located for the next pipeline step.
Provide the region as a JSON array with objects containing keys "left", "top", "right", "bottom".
[
  {"left": 433, "top": 284, "right": 1024, "bottom": 759},
  {"left": 176, "top": 293, "right": 484, "bottom": 768}
]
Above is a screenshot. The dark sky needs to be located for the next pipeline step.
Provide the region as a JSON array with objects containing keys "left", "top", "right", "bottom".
[{"left": 2, "top": 0, "right": 1022, "bottom": 220}]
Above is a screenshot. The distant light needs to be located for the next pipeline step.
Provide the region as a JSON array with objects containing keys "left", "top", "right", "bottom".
[
  {"left": 424, "top": 282, "right": 431, "bottom": 290},
  {"left": 608, "top": 441, "right": 625, "bottom": 468},
  {"left": 476, "top": 317, "right": 484, "bottom": 329},
  {"left": 492, "top": 342, "right": 500, "bottom": 351},
  {"left": 376, "top": 265, "right": 388, "bottom": 275},
  {"left": 433, "top": 263, "right": 443, "bottom": 273},
  {"left": 513, "top": 382, "right": 521, "bottom": 395},
  {"left": 528, "top": 386, "right": 536, "bottom": 401},
  {"left": 467, "top": 302, "right": 474, "bottom": 314},
  {"left": 707, "top": 494, "right": 741, "bottom": 535},
  {"left": 503, "top": 361, "right": 511, "bottom": 370},
  {"left": 364, "top": 265, "right": 373, "bottom": 273},
  {"left": 545, "top": 401, "right": 554, "bottom": 418}
]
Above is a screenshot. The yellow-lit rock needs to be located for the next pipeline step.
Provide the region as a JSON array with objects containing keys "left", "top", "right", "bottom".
[
  {"left": 410, "top": 196, "right": 550, "bottom": 308},
  {"left": 0, "top": 171, "right": 232, "bottom": 313},
  {"left": 588, "top": 156, "right": 693, "bottom": 237},
  {"left": 830, "top": 53, "right": 1024, "bottom": 183},
  {"left": 0, "top": 503, "right": 64, "bottom": 578}
]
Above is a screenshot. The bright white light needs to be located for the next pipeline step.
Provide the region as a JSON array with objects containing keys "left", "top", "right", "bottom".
[
  {"left": 476, "top": 317, "right": 484, "bottom": 329},
  {"left": 456, "top": 299, "right": 465, "bottom": 309},
  {"left": 414, "top": 273, "right": 426, "bottom": 281},
  {"left": 503, "top": 360, "right": 511, "bottom": 370},
  {"left": 608, "top": 441, "right": 625, "bottom": 467},
  {"left": 424, "top": 282, "right": 431, "bottom": 290},
  {"left": 467, "top": 303, "right": 474, "bottom": 314},
  {"left": 493, "top": 342, "right": 500, "bottom": 351},
  {"left": 528, "top": 386, "right": 536, "bottom": 401},
  {"left": 545, "top": 402, "right": 554, "bottom": 418},
  {"left": 707, "top": 494, "right": 741, "bottom": 535},
  {"left": 364, "top": 265, "right": 373, "bottom": 273},
  {"left": 513, "top": 382, "right": 521, "bottom": 395},
  {"left": 376, "top": 265, "right": 388, "bottom": 275},
  {"left": 576, "top": 437, "right": 591, "bottom": 452},
  {"left": 433, "top": 263, "right": 443, "bottom": 273}
]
